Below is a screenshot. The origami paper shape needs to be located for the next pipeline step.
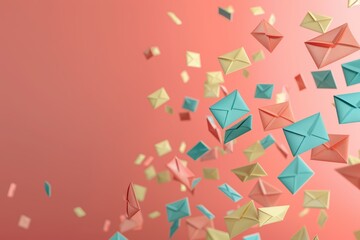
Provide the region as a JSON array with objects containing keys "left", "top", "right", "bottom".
[
  {"left": 258, "top": 205, "right": 289, "bottom": 227},
  {"left": 110, "top": 232, "right": 128, "bottom": 240},
  {"left": 207, "top": 116, "right": 222, "bottom": 142},
  {"left": 44, "top": 181, "right": 51, "bottom": 197},
  {"left": 218, "top": 183, "right": 242, "bottom": 202},
  {"left": 303, "top": 190, "right": 330, "bottom": 209},
  {"left": 181, "top": 70, "right": 190, "bottom": 83},
  {"left": 250, "top": 6, "right": 265, "bottom": 16},
  {"left": 276, "top": 86, "right": 289, "bottom": 103},
  {"left": 133, "top": 184, "right": 147, "bottom": 202},
  {"left": 291, "top": 226, "right": 310, "bottom": 240},
  {"left": 252, "top": 20, "right": 283, "bottom": 52},
  {"left": 206, "top": 228, "right": 230, "bottom": 240},
  {"left": 170, "top": 219, "right": 180, "bottom": 238},
  {"left": 197, "top": 205, "right": 215, "bottom": 219},
  {"left": 305, "top": 24, "right": 360, "bottom": 68},
  {"left": 167, "top": 157, "right": 195, "bottom": 191},
  {"left": 334, "top": 92, "right": 360, "bottom": 124},
  {"left": 187, "top": 141, "right": 210, "bottom": 160},
  {"left": 191, "top": 178, "right": 202, "bottom": 189},
  {"left": 300, "top": 12, "right": 332, "bottom": 33},
  {"left": 147, "top": 87, "right": 169, "bottom": 109},
  {"left": 220, "top": 85, "right": 229, "bottom": 96},
  {"left": 252, "top": 50, "right": 265, "bottom": 62},
  {"left": 249, "top": 179, "right": 282, "bottom": 207},
  {"left": 203, "top": 168, "right": 220, "bottom": 180},
  {"left": 126, "top": 183, "right": 141, "bottom": 218},
  {"left": 278, "top": 156, "right": 314, "bottom": 194},
  {"left": 244, "top": 233, "right": 261, "bottom": 240},
  {"left": 311, "top": 70, "right": 337, "bottom": 89},
  {"left": 167, "top": 12, "right": 182, "bottom": 25},
  {"left": 74, "top": 207, "right": 86, "bottom": 218},
  {"left": 295, "top": 74, "right": 307, "bottom": 90},
  {"left": 179, "top": 112, "right": 191, "bottom": 121},
  {"left": 166, "top": 198, "right": 191, "bottom": 222},
  {"left": 179, "top": 141, "right": 186, "bottom": 153},
  {"left": 144, "top": 46, "right": 160, "bottom": 59},
  {"left": 348, "top": 0, "right": 360, "bottom": 8},
  {"left": 313, "top": 236, "right": 320, "bottom": 240},
  {"left": 218, "top": 48, "right": 251, "bottom": 75},
  {"left": 165, "top": 106, "right": 174, "bottom": 114},
  {"left": 232, "top": 162, "right": 268, "bottom": 182},
  {"left": 204, "top": 84, "right": 221, "bottom": 98},
  {"left": 336, "top": 163, "right": 360, "bottom": 189},
  {"left": 7, "top": 183, "right": 16, "bottom": 198},
  {"left": 183, "top": 97, "right": 199, "bottom": 112},
  {"left": 342, "top": 59, "right": 360, "bottom": 86},
  {"left": 224, "top": 200, "right": 259, "bottom": 238},
  {"left": 283, "top": 113, "right": 329, "bottom": 156},
  {"left": 317, "top": 210, "right": 328, "bottom": 227},
  {"left": 144, "top": 165, "right": 156, "bottom": 180},
  {"left": 259, "top": 101, "right": 295, "bottom": 131},
  {"left": 260, "top": 134, "right": 275, "bottom": 149},
  {"left": 206, "top": 71, "right": 225, "bottom": 85},
  {"left": 210, "top": 90, "right": 250, "bottom": 128},
  {"left": 218, "top": 6, "right": 234, "bottom": 21},
  {"left": 154, "top": 140, "right": 172, "bottom": 157},
  {"left": 311, "top": 134, "right": 349, "bottom": 164},
  {"left": 186, "top": 216, "right": 214, "bottom": 240},
  {"left": 186, "top": 51, "right": 201, "bottom": 68},
  {"left": 222, "top": 141, "right": 234, "bottom": 155},
  {"left": 199, "top": 148, "right": 219, "bottom": 161},
  {"left": 224, "top": 115, "right": 252, "bottom": 144},
  {"left": 255, "top": 84, "right": 274, "bottom": 99},
  {"left": 243, "top": 141, "right": 265, "bottom": 162}
]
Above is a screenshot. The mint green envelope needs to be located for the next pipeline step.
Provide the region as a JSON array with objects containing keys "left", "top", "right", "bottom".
[
  {"left": 182, "top": 97, "right": 199, "bottom": 112},
  {"left": 210, "top": 90, "right": 249, "bottom": 128},
  {"left": 218, "top": 183, "right": 242, "bottom": 202},
  {"left": 196, "top": 205, "right": 215, "bottom": 219},
  {"left": 283, "top": 113, "right": 329, "bottom": 156},
  {"left": 255, "top": 84, "right": 274, "bottom": 99},
  {"left": 187, "top": 141, "right": 210, "bottom": 160},
  {"left": 260, "top": 134, "right": 275, "bottom": 149},
  {"left": 109, "top": 232, "right": 128, "bottom": 240},
  {"left": 278, "top": 156, "right": 314, "bottom": 194},
  {"left": 311, "top": 70, "right": 337, "bottom": 89},
  {"left": 342, "top": 59, "right": 360, "bottom": 86},
  {"left": 334, "top": 92, "right": 360, "bottom": 124},
  {"left": 224, "top": 115, "right": 252, "bottom": 143},
  {"left": 169, "top": 219, "right": 180, "bottom": 238},
  {"left": 166, "top": 198, "right": 191, "bottom": 222}
]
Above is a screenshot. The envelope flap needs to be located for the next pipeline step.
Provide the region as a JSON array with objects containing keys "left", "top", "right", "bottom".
[
  {"left": 257, "top": 84, "right": 273, "bottom": 92},
  {"left": 342, "top": 61, "right": 360, "bottom": 74},
  {"left": 335, "top": 94, "right": 359, "bottom": 108},
  {"left": 186, "top": 216, "right": 211, "bottom": 229}
]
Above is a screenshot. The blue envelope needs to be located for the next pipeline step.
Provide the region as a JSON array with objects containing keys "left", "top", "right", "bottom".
[
  {"left": 260, "top": 134, "right": 275, "bottom": 149},
  {"left": 183, "top": 97, "right": 199, "bottom": 112},
  {"left": 244, "top": 233, "right": 261, "bottom": 240},
  {"left": 210, "top": 90, "right": 249, "bottom": 128},
  {"left": 283, "top": 113, "right": 329, "bottom": 156},
  {"left": 255, "top": 84, "right": 274, "bottom": 99},
  {"left": 187, "top": 141, "right": 210, "bottom": 160},
  {"left": 218, "top": 183, "right": 242, "bottom": 202},
  {"left": 169, "top": 219, "right": 180, "bottom": 238},
  {"left": 224, "top": 115, "right": 252, "bottom": 144},
  {"left": 166, "top": 198, "right": 191, "bottom": 222},
  {"left": 334, "top": 92, "right": 360, "bottom": 124},
  {"left": 311, "top": 70, "right": 337, "bottom": 89},
  {"left": 342, "top": 59, "right": 360, "bottom": 86},
  {"left": 278, "top": 156, "right": 314, "bottom": 194},
  {"left": 191, "top": 177, "right": 202, "bottom": 189},
  {"left": 196, "top": 205, "right": 215, "bottom": 219},
  {"left": 109, "top": 232, "right": 128, "bottom": 240}
]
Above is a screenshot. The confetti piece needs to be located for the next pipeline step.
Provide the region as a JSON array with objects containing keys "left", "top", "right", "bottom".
[
  {"left": 179, "top": 112, "right": 191, "bottom": 121},
  {"left": 144, "top": 47, "right": 160, "bottom": 59},
  {"left": 44, "top": 181, "right": 51, "bottom": 197},
  {"left": 196, "top": 205, "right": 215, "bottom": 219},
  {"left": 148, "top": 211, "right": 161, "bottom": 219},
  {"left": 269, "top": 14, "right": 276, "bottom": 25},
  {"left": 203, "top": 168, "right": 220, "bottom": 180},
  {"left": 18, "top": 215, "right": 31, "bottom": 229},
  {"left": 180, "top": 184, "right": 187, "bottom": 192},
  {"left": 243, "top": 69, "right": 250, "bottom": 78},
  {"left": 109, "top": 231, "right": 128, "bottom": 240},
  {"left": 157, "top": 170, "right": 172, "bottom": 184},
  {"left": 74, "top": 207, "right": 86, "bottom": 218},
  {"left": 164, "top": 106, "right": 174, "bottom": 115},
  {"left": 103, "top": 219, "right": 111, "bottom": 232},
  {"left": 180, "top": 70, "right": 189, "bottom": 83},
  {"left": 218, "top": 48, "right": 251, "bottom": 74},
  {"left": 7, "top": 183, "right": 16, "bottom": 198},
  {"left": 317, "top": 210, "right": 328, "bottom": 227},
  {"left": 276, "top": 87, "right": 289, "bottom": 103},
  {"left": 147, "top": 87, "right": 169, "bottom": 109},
  {"left": 218, "top": 6, "right": 234, "bottom": 20},
  {"left": 186, "top": 51, "right": 201, "bottom": 68},
  {"left": 154, "top": 140, "right": 172, "bottom": 157},
  {"left": 300, "top": 12, "right": 332, "bottom": 33},
  {"left": 295, "top": 74, "right": 307, "bottom": 90},
  {"left": 143, "top": 156, "right": 154, "bottom": 167},
  {"left": 144, "top": 165, "right": 157, "bottom": 180},
  {"left": 133, "top": 184, "right": 147, "bottom": 202},
  {"left": 250, "top": 6, "right": 265, "bottom": 16},
  {"left": 167, "top": 12, "right": 182, "bottom": 25},
  {"left": 299, "top": 208, "right": 310, "bottom": 217},
  {"left": 252, "top": 50, "right": 265, "bottom": 62},
  {"left": 276, "top": 143, "right": 289, "bottom": 158},
  {"left": 134, "top": 154, "right": 146, "bottom": 165},
  {"left": 179, "top": 141, "right": 186, "bottom": 153},
  {"left": 220, "top": 85, "right": 229, "bottom": 96}
]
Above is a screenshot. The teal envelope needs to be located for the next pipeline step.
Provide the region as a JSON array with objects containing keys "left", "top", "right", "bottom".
[
  {"left": 283, "top": 113, "right": 329, "bottom": 156},
  {"left": 244, "top": 233, "right": 261, "bottom": 240},
  {"left": 210, "top": 90, "right": 249, "bottom": 128},
  {"left": 44, "top": 181, "right": 51, "bottom": 197},
  {"left": 260, "top": 134, "right": 275, "bottom": 149},
  {"left": 255, "top": 84, "right": 274, "bottom": 99},
  {"left": 342, "top": 59, "right": 360, "bottom": 86},
  {"left": 196, "top": 204, "right": 215, "bottom": 219},
  {"left": 224, "top": 115, "right": 252, "bottom": 144},
  {"left": 334, "top": 92, "right": 360, "bottom": 124},
  {"left": 187, "top": 141, "right": 210, "bottom": 160},
  {"left": 311, "top": 70, "right": 337, "bottom": 89},
  {"left": 183, "top": 97, "right": 199, "bottom": 112},
  {"left": 191, "top": 177, "right": 202, "bottom": 189},
  {"left": 278, "top": 156, "right": 314, "bottom": 194},
  {"left": 166, "top": 198, "right": 191, "bottom": 222},
  {"left": 218, "top": 183, "right": 242, "bottom": 202},
  {"left": 109, "top": 232, "right": 128, "bottom": 240},
  {"left": 169, "top": 219, "right": 180, "bottom": 238}
]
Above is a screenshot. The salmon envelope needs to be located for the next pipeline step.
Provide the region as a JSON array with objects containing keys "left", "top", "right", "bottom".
[
  {"left": 336, "top": 164, "right": 360, "bottom": 189},
  {"left": 258, "top": 205, "right": 290, "bottom": 227},
  {"left": 249, "top": 179, "right": 282, "bottom": 207},
  {"left": 259, "top": 102, "right": 295, "bottom": 131},
  {"left": 311, "top": 134, "right": 349, "bottom": 164},
  {"left": 167, "top": 157, "right": 195, "bottom": 191},
  {"left": 251, "top": 19, "right": 283, "bottom": 52},
  {"left": 186, "top": 216, "right": 214, "bottom": 240}
]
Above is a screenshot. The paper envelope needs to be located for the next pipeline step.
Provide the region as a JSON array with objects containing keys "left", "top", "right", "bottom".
[
  {"left": 259, "top": 102, "right": 295, "bottom": 131},
  {"left": 249, "top": 179, "right": 282, "bottom": 207},
  {"left": 187, "top": 141, "right": 210, "bottom": 160},
  {"left": 169, "top": 219, "right": 180, "bottom": 238},
  {"left": 300, "top": 12, "right": 332, "bottom": 33},
  {"left": 203, "top": 168, "right": 220, "bottom": 180},
  {"left": 110, "top": 232, "right": 127, "bottom": 240},
  {"left": 157, "top": 170, "right": 172, "bottom": 184},
  {"left": 206, "top": 228, "right": 230, "bottom": 240},
  {"left": 207, "top": 116, "right": 222, "bottom": 143},
  {"left": 218, "top": 183, "right": 242, "bottom": 202},
  {"left": 186, "top": 216, "right": 214, "bottom": 240},
  {"left": 311, "top": 70, "right": 337, "bottom": 89},
  {"left": 283, "top": 113, "right": 329, "bottom": 156},
  {"left": 224, "top": 200, "right": 259, "bottom": 238},
  {"left": 232, "top": 162, "right": 268, "bottom": 182},
  {"left": 243, "top": 141, "right": 265, "bottom": 162},
  {"left": 291, "top": 226, "right": 310, "bottom": 240},
  {"left": 120, "top": 210, "right": 143, "bottom": 233},
  {"left": 206, "top": 71, "right": 225, "bottom": 85},
  {"left": 295, "top": 74, "right": 307, "bottom": 90},
  {"left": 258, "top": 205, "right": 289, "bottom": 227},
  {"left": 218, "top": 6, "right": 234, "bottom": 21},
  {"left": 303, "top": 190, "right": 330, "bottom": 209},
  {"left": 133, "top": 184, "right": 146, "bottom": 202},
  {"left": 334, "top": 92, "right": 360, "bottom": 124},
  {"left": 311, "top": 134, "right": 349, "bottom": 164},
  {"left": 342, "top": 59, "right": 360, "bottom": 86},
  {"left": 204, "top": 83, "right": 221, "bottom": 98},
  {"left": 218, "top": 48, "right": 251, "bottom": 74},
  {"left": 348, "top": 0, "right": 360, "bottom": 8},
  {"left": 336, "top": 163, "right": 360, "bottom": 189},
  {"left": 183, "top": 97, "right": 199, "bottom": 112},
  {"left": 355, "top": 230, "right": 360, "bottom": 240},
  {"left": 252, "top": 50, "right": 265, "bottom": 62},
  {"left": 224, "top": 115, "right": 252, "bottom": 144},
  {"left": 147, "top": 87, "right": 170, "bottom": 109},
  {"left": 196, "top": 205, "right": 215, "bottom": 219},
  {"left": 255, "top": 84, "right": 274, "bottom": 99},
  {"left": 167, "top": 157, "right": 195, "bottom": 191},
  {"left": 200, "top": 148, "right": 219, "bottom": 161},
  {"left": 251, "top": 19, "right": 283, "bottom": 52},
  {"left": 166, "top": 197, "right": 191, "bottom": 222},
  {"left": 155, "top": 140, "right": 172, "bottom": 157},
  {"left": 260, "top": 134, "right": 275, "bottom": 149},
  {"left": 278, "top": 156, "right": 314, "bottom": 194},
  {"left": 186, "top": 51, "right": 201, "bottom": 68},
  {"left": 305, "top": 24, "right": 360, "bottom": 68},
  {"left": 250, "top": 6, "right": 265, "bottom": 16},
  {"left": 126, "top": 183, "right": 141, "bottom": 218}
]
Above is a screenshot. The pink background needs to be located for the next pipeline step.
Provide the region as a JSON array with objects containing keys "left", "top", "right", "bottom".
[{"left": 0, "top": 0, "right": 360, "bottom": 239}]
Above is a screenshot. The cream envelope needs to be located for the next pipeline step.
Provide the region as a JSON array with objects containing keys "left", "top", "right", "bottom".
[
  {"left": 218, "top": 48, "right": 251, "bottom": 74},
  {"left": 258, "top": 205, "right": 289, "bottom": 227},
  {"left": 300, "top": 12, "right": 332, "bottom": 33},
  {"left": 147, "top": 87, "right": 170, "bottom": 109},
  {"left": 167, "top": 11, "right": 182, "bottom": 25},
  {"left": 204, "top": 83, "right": 221, "bottom": 98},
  {"left": 167, "top": 157, "right": 195, "bottom": 191},
  {"left": 157, "top": 170, "right": 172, "bottom": 184},
  {"left": 250, "top": 6, "right": 265, "bottom": 16},
  {"left": 154, "top": 140, "right": 172, "bottom": 157},
  {"left": 232, "top": 163, "right": 267, "bottom": 182},
  {"left": 206, "top": 71, "right": 225, "bottom": 85},
  {"left": 187, "top": 51, "right": 201, "bottom": 68},
  {"left": 252, "top": 50, "right": 265, "bottom": 62},
  {"left": 348, "top": 0, "right": 360, "bottom": 8},
  {"left": 291, "top": 226, "right": 310, "bottom": 240},
  {"left": 243, "top": 141, "right": 265, "bottom": 162},
  {"left": 206, "top": 228, "right": 230, "bottom": 240}
]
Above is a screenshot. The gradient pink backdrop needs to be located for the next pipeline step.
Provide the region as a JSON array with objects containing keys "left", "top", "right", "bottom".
[{"left": 0, "top": 0, "right": 360, "bottom": 239}]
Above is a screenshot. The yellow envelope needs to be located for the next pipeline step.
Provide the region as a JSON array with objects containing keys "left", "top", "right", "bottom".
[
  {"left": 250, "top": 6, "right": 265, "bottom": 16},
  {"left": 348, "top": 0, "right": 360, "bottom": 8},
  {"left": 204, "top": 83, "right": 221, "bottom": 98},
  {"left": 157, "top": 170, "right": 172, "bottom": 184},
  {"left": 218, "top": 48, "right": 251, "bottom": 75},
  {"left": 232, "top": 163, "right": 267, "bottom": 182},
  {"left": 147, "top": 87, "right": 170, "bottom": 109},
  {"left": 167, "top": 11, "right": 182, "bottom": 25},
  {"left": 164, "top": 106, "right": 173, "bottom": 114},
  {"left": 203, "top": 168, "right": 220, "bottom": 180},
  {"left": 224, "top": 200, "right": 258, "bottom": 238},
  {"left": 354, "top": 230, "right": 360, "bottom": 240},
  {"left": 133, "top": 184, "right": 147, "bottom": 202},
  {"left": 258, "top": 205, "right": 289, "bottom": 227},
  {"left": 291, "top": 226, "right": 310, "bottom": 240},
  {"left": 303, "top": 190, "right": 330, "bottom": 209},
  {"left": 243, "top": 142, "right": 265, "bottom": 162},
  {"left": 181, "top": 70, "right": 189, "bottom": 83},
  {"left": 317, "top": 210, "right": 327, "bottom": 227},
  {"left": 206, "top": 71, "right": 225, "bottom": 85},
  {"left": 269, "top": 14, "right": 276, "bottom": 25},
  {"left": 252, "top": 50, "right": 265, "bottom": 62},
  {"left": 154, "top": 140, "right": 172, "bottom": 157},
  {"left": 144, "top": 165, "right": 156, "bottom": 180},
  {"left": 186, "top": 51, "right": 201, "bottom": 68},
  {"left": 300, "top": 12, "right": 332, "bottom": 33},
  {"left": 206, "top": 228, "right": 230, "bottom": 240}
]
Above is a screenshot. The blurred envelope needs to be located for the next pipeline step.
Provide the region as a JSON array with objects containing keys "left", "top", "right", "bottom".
[
  {"left": 249, "top": 179, "right": 282, "bottom": 207},
  {"left": 206, "top": 228, "right": 230, "bottom": 240},
  {"left": 232, "top": 162, "right": 268, "bottom": 182},
  {"left": 348, "top": 0, "right": 360, "bottom": 8},
  {"left": 200, "top": 148, "right": 219, "bottom": 161},
  {"left": 243, "top": 141, "right": 265, "bottom": 162},
  {"left": 218, "top": 6, "right": 234, "bottom": 21},
  {"left": 291, "top": 226, "right": 310, "bottom": 240},
  {"left": 283, "top": 113, "right": 329, "bottom": 156},
  {"left": 218, "top": 183, "right": 242, "bottom": 202},
  {"left": 334, "top": 92, "right": 360, "bottom": 124},
  {"left": 342, "top": 59, "right": 360, "bottom": 86},
  {"left": 218, "top": 48, "right": 251, "bottom": 74},
  {"left": 318, "top": 210, "right": 328, "bottom": 227},
  {"left": 258, "top": 205, "right": 289, "bottom": 227},
  {"left": 147, "top": 87, "right": 170, "bottom": 109},
  {"left": 206, "top": 71, "right": 224, "bottom": 85},
  {"left": 167, "top": 157, "right": 195, "bottom": 191},
  {"left": 259, "top": 102, "right": 295, "bottom": 131},
  {"left": 186, "top": 51, "right": 201, "bottom": 68},
  {"left": 204, "top": 84, "right": 221, "bottom": 98},
  {"left": 120, "top": 210, "right": 143, "bottom": 233},
  {"left": 260, "top": 134, "right": 275, "bottom": 149},
  {"left": 196, "top": 205, "right": 215, "bottom": 219},
  {"left": 336, "top": 163, "right": 360, "bottom": 189},
  {"left": 210, "top": 90, "right": 250, "bottom": 128},
  {"left": 110, "top": 232, "right": 127, "bottom": 240},
  {"left": 311, "top": 134, "right": 349, "bottom": 164},
  {"left": 224, "top": 200, "right": 258, "bottom": 238},
  {"left": 305, "top": 24, "right": 360, "bottom": 68},
  {"left": 155, "top": 140, "right": 172, "bottom": 157},
  {"left": 186, "top": 216, "right": 214, "bottom": 240},
  {"left": 255, "top": 84, "right": 274, "bottom": 99},
  {"left": 187, "top": 141, "right": 210, "bottom": 160},
  {"left": 250, "top": 6, "right": 265, "bottom": 16},
  {"left": 224, "top": 115, "right": 252, "bottom": 144},
  {"left": 126, "top": 183, "right": 141, "bottom": 218},
  {"left": 166, "top": 198, "right": 191, "bottom": 222},
  {"left": 303, "top": 190, "right": 330, "bottom": 209},
  {"left": 157, "top": 170, "right": 172, "bottom": 184},
  {"left": 311, "top": 70, "right": 337, "bottom": 89},
  {"left": 252, "top": 19, "right": 283, "bottom": 52},
  {"left": 300, "top": 12, "right": 332, "bottom": 33},
  {"left": 203, "top": 168, "right": 220, "bottom": 180}
]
